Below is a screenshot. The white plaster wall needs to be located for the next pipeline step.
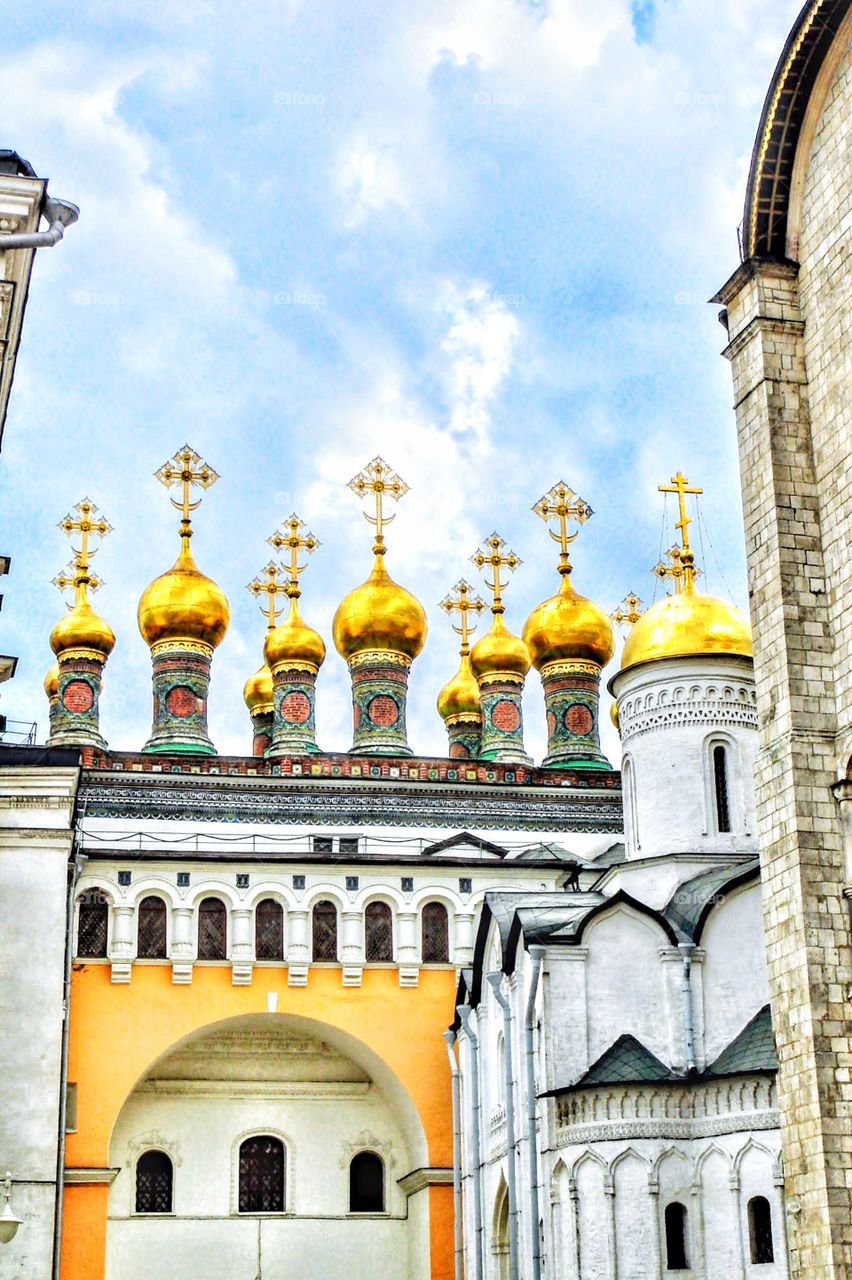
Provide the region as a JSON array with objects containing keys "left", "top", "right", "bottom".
[
  {"left": 583, "top": 908, "right": 669, "bottom": 1066},
  {"left": 0, "top": 765, "right": 78, "bottom": 1280},
  {"left": 700, "top": 884, "right": 770, "bottom": 1062},
  {"left": 614, "top": 656, "right": 758, "bottom": 860}
]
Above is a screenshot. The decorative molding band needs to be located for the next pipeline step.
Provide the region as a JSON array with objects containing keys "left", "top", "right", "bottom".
[
  {"left": 397, "top": 1167, "right": 454, "bottom": 1196},
  {"left": 64, "top": 1167, "right": 120, "bottom": 1185},
  {"left": 556, "top": 1110, "right": 780, "bottom": 1145},
  {"left": 137, "top": 1080, "right": 370, "bottom": 1099},
  {"left": 621, "top": 701, "right": 758, "bottom": 741}
]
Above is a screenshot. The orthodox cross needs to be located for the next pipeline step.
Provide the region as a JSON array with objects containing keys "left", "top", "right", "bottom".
[
  {"left": 267, "top": 514, "right": 320, "bottom": 599},
  {"left": 471, "top": 533, "right": 522, "bottom": 615},
  {"left": 246, "top": 562, "right": 290, "bottom": 630},
  {"left": 657, "top": 471, "right": 702, "bottom": 591},
  {"left": 347, "top": 457, "right": 409, "bottom": 555},
  {"left": 53, "top": 498, "right": 111, "bottom": 603},
  {"left": 611, "top": 591, "right": 644, "bottom": 627},
  {"left": 440, "top": 579, "right": 486, "bottom": 656},
  {"left": 532, "top": 481, "right": 593, "bottom": 575},
  {"left": 154, "top": 444, "right": 220, "bottom": 545}
]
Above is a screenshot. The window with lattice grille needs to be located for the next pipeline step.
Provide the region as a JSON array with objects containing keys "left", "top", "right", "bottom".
[
  {"left": 311, "top": 899, "right": 338, "bottom": 960},
  {"left": 77, "top": 898, "right": 108, "bottom": 958},
  {"left": 135, "top": 1150, "right": 173, "bottom": 1214},
  {"left": 748, "top": 1196, "right": 775, "bottom": 1264},
  {"left": 198, "top": 897, "right": 227, "bottom": 960},
  {"left": 349, "top": 1151, "right": 384, "bottom": 1212},
  {"left": 255, "top": 898, "right": 284, "bottom": 961},
  {"left": 365, "top": 902, "right": 393, "bottom": 962},
  {"left": 238, "top": 1136, "right": 285, "bottom": 1212},
  {"left": 137, "top": 896, "right": 167, "bottom": 959},
  {"left": 421, "top": 901, "right": 449, "bottom": 963}
]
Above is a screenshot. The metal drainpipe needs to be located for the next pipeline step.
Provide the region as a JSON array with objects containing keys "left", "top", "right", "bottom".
[
  {"left": 525, "top": 945, "right": 545, "bottom": 1280},
  {"left": 678, "top": 941, "right": 697, "bottom": 1074},
  {"left": 443, "top": 1030, "right": 464, "bottom": 1280},
  {"left": 487, "top": 973, "right": 519, "bottom": 1280},
  {"left": 0, "top": 197, "right": 79, "bottom": 249},
  {"left": 457, "top": 1006, "right": 484, "bottom": 1280},
  {"left": 52, "top": 846, "right": 86, "bottom": 1280}
]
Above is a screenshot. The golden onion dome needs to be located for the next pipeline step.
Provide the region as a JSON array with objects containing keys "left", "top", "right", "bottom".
[
  {"left": 44, "top": 662, "right": 60, "bottom": 699},
  {"left": 243, "top": 662, "right": 273, "bottom": 713},
  {"left": 437, "top": 653, "right": 482, "bottom": 722},
  {"left": 333, "top": 555, "right": 427, "bottom": 662},
  {"left": 50, "top": 597, "right": 116, "bottom": 659},
  {"left": 620, "top": 590, "right": 752, "bottom": 672},
  {"left": 610, "top": 700, "right": 620, "bottom": 732},
  {"left": 522, "top": 574, "right": 615, "bottom": 669},
  {"left": 264, "top": 598, "right": 326, "bottom": 672},
  {"left": 469, "top": 612, "right": 531, "bottom": 681},
  {"left": 137, "top": 541, "right": 230, "bottom": 650}
]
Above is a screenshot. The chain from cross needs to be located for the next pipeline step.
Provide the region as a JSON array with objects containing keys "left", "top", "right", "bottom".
[
  {"left": 347, "top": 457, "right": 409, "bottom": 554},
  {"left": 532, "top": 481, "right": 593, "bottom": 574},
  {"left": 440, "top": 579, "right": 486, "bottom": 655},
  {"left": 154, "top": 444, "right": 220, "bottom": 543},
  {"left": 54, "top": 498, "right": 111, "bottom": 602},
  {"left": 652, "top": 544, "right": 702, "bottom": 594},
  {"left": 267, "top": 514, "right": 320, "bottom": 598},
  {"left": 471, "top": 533, "right": 522, "bottom": 615},
  {"left": 246, "top": 562, "right": 290, "bottom": 630},
  {"left": 658, "top": 471, "right": 703, "bottom": 557},
  {"left": 612, "top": 591, "right": 644, "bottom": 627}
]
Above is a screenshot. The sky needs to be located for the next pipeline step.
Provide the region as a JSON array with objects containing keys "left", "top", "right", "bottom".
[{"left": 0, "top": 0, "right": 803, "bottom": 763}]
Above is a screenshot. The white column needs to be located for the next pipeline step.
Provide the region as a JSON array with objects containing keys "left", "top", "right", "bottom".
[
  {"left": 729, "top": 1170, "right": 746, "bottom": 1277},
  {"left": 231, "top": 907, "right": 253, "bottom": 986},
  {"left": 691, "top": 1178, "right": 706, "bottom": 1279},
  {"left": 341, "top": 909, "right": 363, "bottom": 986},
  {"left": 604, "top": 1172, "right": 617, "bottom": 1279},
  {"left": 397, "top": 910, "right": 419, "bottom": 987},
  {"left": 287, "top": 908, "right": 309, "bottom": 987},
  {"left": 109, "top": 905, "right": 134, "bottom": 984},
  {"left": 170, "top": 905, "right": 194, "bottom": 985},
  {"left": 454, "top": 911, "right": 475, "bottom": 965},
  {"left": 647, "top": 1177, "right": 662, "bottom": 1280},
  {"left": 569, "top": 1176, "right": 582, "bottom": 1279}
]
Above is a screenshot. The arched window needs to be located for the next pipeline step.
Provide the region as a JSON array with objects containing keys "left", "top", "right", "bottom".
[
  {"left": 664, "top": 1201, "right": 689, "bottom": 1270},
  {"left": 312, "top": 900, "right": 338, "bottom": 961},
  {"left": 238, "top": 1135, "right": 285, "bottom": 1212},
  {"left": 421, "top": 901, "right": 449, "bottom": 963},
  {"left": 137, "top": 896, "right": 167, "bottom": 959},
  {"left": 496, "top": 1031, "right": 505, "bottom": 1107},
  {"left": 77, "top": 895, "right": 108, "bottom": 958},
  {"left": 623, "top": 755, "right": 640, "bottom": 852},
  {"left": 255, "top": 898, "right": 284, "bottom": 961},
  {"left": 349, "top": 1151, "right": 384, "bottom": 1213},
  {"left": 713, "top": 743, "right": 731, "bottom": 833},
  {"left": 365, "top": 902, "right": 393, "bottom": 962},
  {"left": 748, "top": 1195, "right": 775, "bottom": 1264},
  {"left": 197, "top": 897, "right": 227, "bottom": 960},
  {"left": 135, "top": 1150, "right": 173, "bottom": 1214}
]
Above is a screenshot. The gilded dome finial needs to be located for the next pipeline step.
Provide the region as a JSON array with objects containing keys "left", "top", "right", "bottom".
[
  {"left": 655, "top": 470, "right": 704, "bottom": 593},
  {"left": 247, "top": 560, "right": 290, "bottom": 631},
  {"left": 531, "top": 480, "right": 593, "bottom": 577},
  {"left": 438, "top": 581, "right": 486, "bottom": 754},
  {"left": 470, "top": 533, "right": 522, "bottom": 617},
  {"left": 440, "top": 578, "right": 485, "bottom": 656},
  {"left": 267, "top": 514, "right": 321, "bottom": 599},
  {"left": 347, "top": 456, "right": 409, "bottom": 557},
  {"left": 50, "top": 498, "right": 115, "bottom": 658},
  {"left": 612, "top": 591, "right": 645, "bottom": 628}
]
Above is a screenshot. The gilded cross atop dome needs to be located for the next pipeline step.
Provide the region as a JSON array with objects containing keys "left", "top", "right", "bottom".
[
  {"left": 154, "top": 444, "right": 220, "bottom": 548},
  {"left": 440, "top": 580, "right": 486, "bottom": 656},
  {"left": 612, "top": 592, "right": 644, "bottom": 627},
  {"left": 53, "top": 498, "right": 111, "bottom": 604},
  {"left": 246, "top": 562, "right": 290, "bottom": 630},
  {"left": 471, "top": 533, "right": 521, "bottom": 615},
  {"left": 347, "top": 457, "right": 409, "bottom": 555},
  {"left": 656, "top": 471, "right": 703, "bottom": 592},
  {"left": 532, "top": 481, "right": 593, "bottom": 575},
  {"left": 267, "top": 515, "right": 320, "bottom": 599}
]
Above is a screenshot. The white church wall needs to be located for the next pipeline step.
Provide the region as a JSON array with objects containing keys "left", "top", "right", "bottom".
[
  {"left": 583, "top": 907, "right": 669, "bottom": 1066},
  {"left": 700, "top": 884, "right": 770, "bottom": 1062}
]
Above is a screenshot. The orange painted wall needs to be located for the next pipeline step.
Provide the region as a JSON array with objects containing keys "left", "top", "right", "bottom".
[{"left": 63, "top": 962, "right": 457, "bottom": 1280}]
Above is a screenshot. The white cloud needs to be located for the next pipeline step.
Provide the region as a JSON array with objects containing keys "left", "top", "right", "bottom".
[
  {"left": 336, "top": 136, "right": 409, "bottom": 226},
  {"left": 438, "top": 280, "right": 520, "bottom": 447}
]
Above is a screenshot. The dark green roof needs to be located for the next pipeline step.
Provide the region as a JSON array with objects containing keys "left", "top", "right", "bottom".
[
  {"left": 663, "top": 858, "right": 760, "bottom": 941},
  {"left": 705, "top": 1005, "right": 777, "bottom": 1078},
  {"left": 550, "top": 1035, "right": 674, "bottom": 1094}
]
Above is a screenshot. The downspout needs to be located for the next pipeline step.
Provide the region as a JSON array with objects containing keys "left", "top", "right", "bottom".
[
  {"left": 52, "top": 844, "right": 86, "bottom": 1280},
  {"left": 524, "top": 945, "right": 545, "bottom": 1280},
  {"left": 0, "top": 197, "right": 79, "bottom": 249},
  {"left": 443, "top": 1030, "right": 463, "bottom": 1280},
  {"left": 487, "top": 973, "right": 519, "bottom": 1280},
  {"left": 678, "top": 941, "right": 697, "bottom": 1074},
  {"left": 457, "top": 1006, "right": 484, "bottom": 1280}
]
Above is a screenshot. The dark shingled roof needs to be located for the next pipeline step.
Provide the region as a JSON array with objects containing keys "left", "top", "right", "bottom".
[
  {"left": 546, "top": 1034, "right": 674, "bottom": 1094},
  {"left": 663, "top": 858, "right": 760, "bottom": 942},
  {"left": 705, "top": 1005, "right": 777, "bottom": 1078}
]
